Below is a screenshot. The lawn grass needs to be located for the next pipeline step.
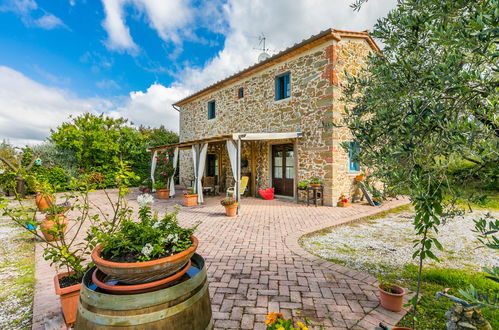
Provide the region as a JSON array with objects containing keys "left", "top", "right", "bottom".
[{"left": 394, "top": 266, "right": 499, "bottom": 329}]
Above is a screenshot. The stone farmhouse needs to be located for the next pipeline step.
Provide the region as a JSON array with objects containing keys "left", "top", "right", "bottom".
[{"left": 154, "top": 28, "right": 379, "bottom": 206}]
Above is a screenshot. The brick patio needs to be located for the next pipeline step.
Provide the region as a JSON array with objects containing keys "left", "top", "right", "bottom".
[{"left": 32, "top": 190, "right": 411, "bottom": 330}]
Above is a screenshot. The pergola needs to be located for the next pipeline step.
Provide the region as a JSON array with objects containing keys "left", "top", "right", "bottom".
[{"left": 149, "top": 132, "right": 303, "bottom": 214}]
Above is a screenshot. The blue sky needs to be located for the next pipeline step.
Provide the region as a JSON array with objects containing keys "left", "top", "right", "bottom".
[{"left": 0, "top": 0, "right": 396, "bottom": 145}]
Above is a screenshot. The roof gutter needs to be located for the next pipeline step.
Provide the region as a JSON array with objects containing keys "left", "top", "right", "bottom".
[{"left": 172, "top": 105, "right": 180, "bottom": 112}]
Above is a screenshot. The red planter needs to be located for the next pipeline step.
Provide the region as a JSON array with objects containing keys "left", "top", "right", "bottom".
[
  {"left": 40, "top": 214, "right": 68, "bottom": 241},
  {"left": 54, "top": 272, "right": 81, "bottom": 328},
  {"left": 183, "top": 194, "right": 198, "bottom": 207},
  {"left": 35, "top": 193, "right": 54, "bottom": 211},
  {"left": 378, "top": 284, "right": 406, "bottom": 312},
  {"left": 91, "top": 236, "right": 198, "bottom": 284},
  {"left": 224, "top": 204, "right": 238, "bottom": 217},
  {"left": 92, "top": 260, "right": 191, "bottom": 294},
  {"left": 156, "top": 188, "right": 170, "bottom": 199}
]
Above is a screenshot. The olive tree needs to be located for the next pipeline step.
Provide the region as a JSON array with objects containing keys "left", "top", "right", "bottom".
[{"left": 344, "top": 0, "right": 498, "bottom": 327}]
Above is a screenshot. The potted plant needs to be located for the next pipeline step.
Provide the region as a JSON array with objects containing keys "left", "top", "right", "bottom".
[
  {"left": 309, "top": 178, "right": 322, "bottom": 188},
  {"left": 297, "top": 181, "right": 309, "bottom": 190},
  {"left": 139, "top": 178, "right": 152, "bottom": 194},
  {"left": 183, "top": 188, "right": 198, "bottom": 207},
  {"left": 91, "top": 194, "right": 198, "bottom": 285},
  {"left": 35, "top": 182, "right": 55, "bottom": 211},
  {"left": 154, "top": 149, "right": 175, "bottom": 199},
  {"left": 153, "top": 182, "right": 170, "bottom": 199},
  {"left": 0, "top": 179, "right": 97, "bottom": 328},
  {"left": 378, "top": 281, "right": 406, "bottom": 312},
  {"left": 40, "top": 202, "right": 70, "bottom": 241},
  {"left": 220, "top": 197, "right": 238, "bottom": 216},
  {"left": 337, "top": 194, "right": 351, "bottom": 207}
]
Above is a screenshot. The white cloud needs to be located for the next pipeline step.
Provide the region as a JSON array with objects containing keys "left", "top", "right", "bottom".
[
  {"left": 0, "top": 66, "right": 111, "bottom": 146},
  {"left": 134, "top": 0, "right": 193, "bottom": 44},
  {"left": 0, "top": 0, "right": 67, "bottom": 30},
  {"left": 35, "top": 13, "right": 67, "bottom": 29},
  {"left": 109, "top": 83, "right": 189, "bottom": 131},
  {"left": 101, "top": 0, "right": 138, "bottom": 53}
]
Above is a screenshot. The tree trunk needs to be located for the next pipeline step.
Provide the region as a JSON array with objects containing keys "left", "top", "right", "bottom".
[{"left": 16, "top": 177, "right": 26, "bottom": 198}]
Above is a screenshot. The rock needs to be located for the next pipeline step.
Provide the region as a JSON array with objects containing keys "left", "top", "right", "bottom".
[{"left": 457, "top": 321, "right": 477, "bottom": 329}]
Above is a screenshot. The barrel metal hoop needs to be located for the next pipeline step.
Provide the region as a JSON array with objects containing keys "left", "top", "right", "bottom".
[
  {"left": 78, "top": 281, "right": 209, "bottom": 326},
  {"left": 80, "top": 265, "right": 206, "bottom": 311}
]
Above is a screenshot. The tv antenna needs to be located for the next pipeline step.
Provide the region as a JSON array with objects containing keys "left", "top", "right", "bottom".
[{"left": 254, "top": 33, "right": 272, "bottom": 61}]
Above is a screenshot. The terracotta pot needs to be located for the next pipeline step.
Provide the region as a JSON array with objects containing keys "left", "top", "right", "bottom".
[
  {"left": 378, "top": 284, "right": 406, "bottom": 312},
  {"left": 92, "top": 260, "right": 191, "bottom": 295},
  {"left": 40, "top": 214, "right": 68, "bottom": 241},
  {"left": 183, "top": 194, "right": 198, "bottom": 207},
  {"left": 54, "top": 272, "right": 81, "bottom": 328},
  {"left": 338, "top": 201, "right": 351, "bottom": 207},
  {"left": 224, "top": 204, "right": 238, "bottom": 217},
  {"left": 91, "top": 235, "right": 198, "bottom": 284},
  {"left": 310, "top": 183, "right": 321, "bottom": 188},
  {"left": 35, "top": 193, "right": 54, "bottom": 211},
  {"left": 355, "top": 174, "right": 366, "bottom": 182},
  {"left": 156, "top": 188, "right": 170, "bottom": 199}
]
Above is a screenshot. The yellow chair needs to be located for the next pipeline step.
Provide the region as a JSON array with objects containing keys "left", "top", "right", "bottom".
[{"left": 226, "top": 176, "right": 249, "bottom": 197}]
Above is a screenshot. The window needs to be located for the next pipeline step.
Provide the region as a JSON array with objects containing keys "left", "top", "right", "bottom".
[
  {"left": 238, "top": 87, "right": 244, "bottom": 99},
  {"left": 207, "top": 100, "right": 216, "bottom": 119},
  {"left": 349, "top": 141, "right": 360, "bottom": 171},
  {"left": 275, "top": 72, "right": 291, "bottom": 100}
]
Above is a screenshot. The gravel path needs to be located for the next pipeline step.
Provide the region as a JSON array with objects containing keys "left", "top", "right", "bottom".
[
  {"left": 0, "top": 206, "right": 35, "bottom": 329},
  {"left": 301, "top": 208, "right": 499, "bottom": 275}
]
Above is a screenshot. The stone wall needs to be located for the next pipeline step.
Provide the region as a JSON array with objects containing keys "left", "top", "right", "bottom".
[
  {"left": 178, "top": 37, "right": 374, "bottom": 205},
  {"left": 331, "top": 39, "right": 373, "bottom": 203}
]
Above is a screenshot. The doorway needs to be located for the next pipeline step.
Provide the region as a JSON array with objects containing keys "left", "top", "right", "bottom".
[{"left": 271, "top": 144, "right": 294, "bottom": 196}]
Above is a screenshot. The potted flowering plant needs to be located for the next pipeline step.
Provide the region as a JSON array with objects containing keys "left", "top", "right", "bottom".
[
  {"left": 220, "top": 197, "right": 237, "bottom": 216},
  {"left": 154, "top": 149, "right": 175, "bottom": 199},
  {"left": 309, "top": 177, "right": 322, "bottom": 188},
  {"left": 182, "top": 187, "right": 198, "bottom": 207},
  {"left": 264, "top": 312, "right": 308, "bottom": 330},
  {"left": 91, "top": 193, "right": 198, "bottom": 286},
  {"left": 337, "top": 194, "right": 351, "bottom": 207}
]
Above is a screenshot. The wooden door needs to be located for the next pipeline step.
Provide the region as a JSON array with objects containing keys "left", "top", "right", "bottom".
[{"left": 272, "top": 144, "right": 294, "bottom": 196}]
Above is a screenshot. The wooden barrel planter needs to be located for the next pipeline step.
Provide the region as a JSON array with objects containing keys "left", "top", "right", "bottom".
[{"left": 75, "top": 254, "right": 213, "bottom": 330}]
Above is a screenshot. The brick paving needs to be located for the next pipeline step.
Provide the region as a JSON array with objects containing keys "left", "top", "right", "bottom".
[{"left": 32, "top": 190, "right": 411, "bottom": 329}]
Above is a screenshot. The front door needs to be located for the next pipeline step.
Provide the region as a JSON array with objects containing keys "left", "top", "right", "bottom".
[{"left": 272, "top": 144, "right": 294, "bottom": 196}]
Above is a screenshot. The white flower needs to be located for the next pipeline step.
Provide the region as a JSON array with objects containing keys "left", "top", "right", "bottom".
[
  {"left": 137, "top": 194, "right": 154, "bottom": 207},
  {"left": 141, "top": 243, "right": 153, "bottom": 257},
  {"left": 152, "top": 221, "right": 160, "bottom": 229},
  {"left": 162, "top": 233, "right": 179, "bottom": 244}
]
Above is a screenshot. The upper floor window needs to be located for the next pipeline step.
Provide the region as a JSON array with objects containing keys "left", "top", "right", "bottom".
[
  {"left": 275, "top": 72, "right": 291, "bottom": 100},
  {"left": 238, "top": 87, "right": 244, "bottom": 99},
  {"left": 208, "top": 100, "right": 216, "bottom": 119},
  {"left": 349, "top": 141, "right": 360, "bottom": 171}
]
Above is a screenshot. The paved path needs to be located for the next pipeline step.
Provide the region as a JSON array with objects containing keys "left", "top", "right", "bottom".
[{"left": 32, "top": 190, "right": 411, "bottom": 329}]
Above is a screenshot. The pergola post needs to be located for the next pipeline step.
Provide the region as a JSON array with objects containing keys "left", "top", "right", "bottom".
[{"left": 236, "top": 137, "right": 241, "bottom": 214}]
